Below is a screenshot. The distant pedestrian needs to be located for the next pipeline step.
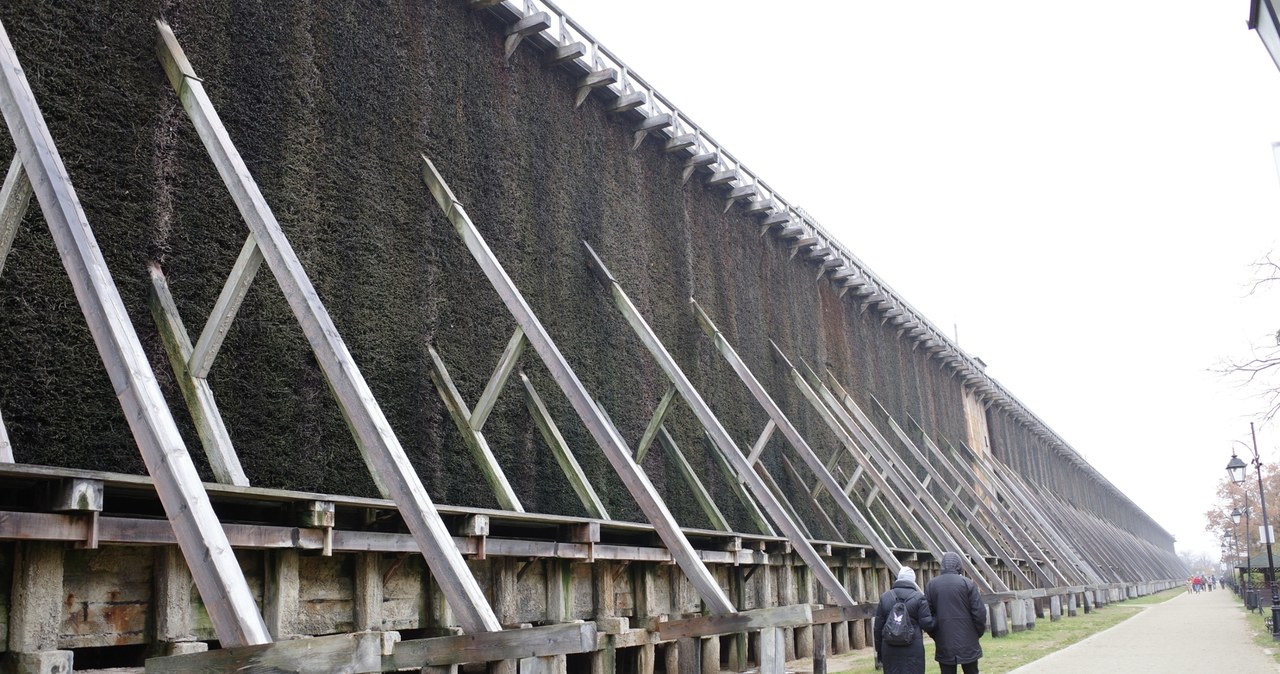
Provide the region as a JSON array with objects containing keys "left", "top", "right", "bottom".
[
  {"left": 875, "top": 566, "right": 936, "bottom": 674},
  {"left": 926, "top": 551, "right": 987, "bottom": 674}
]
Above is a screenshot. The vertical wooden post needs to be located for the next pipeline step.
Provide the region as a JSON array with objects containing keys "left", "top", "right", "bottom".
[
  {"left": 490, "top": 558, "right": 519, "bottom": 674},
  {"left": 989, "top": 601, "right": 1009, "bottom": 637},
  {"left": 264, "top": 549, "right": 299, "bottom": 640},
  {"left": 701, "top": 635, "right": 721, "bottom": 674},
  {"left": 9, "top": 541, "right": 65, "bottom": 651},
  {"left": 1050, "top": 594, "right": 1063, "bottom": 621},
  {"left": 591, "top": 562, "right": 617, "bottom": 674},
  {"left": 354, "top": 552, "right": 383, "bottom": 632},
  {"left": 728, "top": 567, "right": 748, "bottom": 671},
  {"left": 812, "top": 623, "right": 828, "bottom": 674},
  {"left": 794, "top": 567, "right": 813, "bottom": 659},
  {"left": 1067, "top": 592, "right": 1078, "bottom": 617},
  {"left": 677, "top": 637, "right": 700, "bottom": 674},
  {"left": 154, "top": 545, "right": 207, "bottom": 655},
  {"left": 757, "top": 627, "right": 784, "bottom": 674},
  {"left": 1009, "top": 596, "right": 1026, "bottom": 632},
  {"left": 778, "top": 564, "right": 796, "bottom": 661}
]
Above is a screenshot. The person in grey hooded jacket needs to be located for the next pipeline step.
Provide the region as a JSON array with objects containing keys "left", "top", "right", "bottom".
[{"left": 926, "top": 551, "right": 987, "bottom": 674}]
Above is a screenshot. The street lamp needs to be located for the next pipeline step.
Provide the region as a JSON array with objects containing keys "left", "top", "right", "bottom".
[{"left": 1227, "top": 422, "right": 1280, "bottom": 639}]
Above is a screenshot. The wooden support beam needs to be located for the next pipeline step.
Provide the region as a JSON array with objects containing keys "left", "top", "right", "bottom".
[
  {"left": 632, "top": 112, "right": 673, "bottom": 149},
  {"left": 838, "top": 388, "right": 1035, "bottom": 589},
  {"left": 689, "top": 300, "right": 901, "bottom": 573},
  {"left": 471, "top": 327, "right": 528, "bottom": 432},
  {"left": 582, "top": 244, "right": 856, "bottom": 608},
  {"left": 656, "top": 427, "right": 731, "bottom": 532},
  {"left": 387, "top": 622, "right": 597, "bottom": 668},
  {"left": 681, "top": 152, "right": 717, "bottom": 183},
  {"left": 635, "top": 385, "right": 677, "bottom": 463},
  {"left": 503, "top": 11, "right": 552, "bottom": 60},
  {"left": 658, "top": 604, "right": 812, "bottom": 640},
  {"left": 427, "top": 345, "right": 524, "bottom": 512},
  {"left": 521, "top": 372, "right": 610, "bottom": 520},
  {"left": 0, "top": 154, "right": 32, "bottom": 279},
  {"left": 159, "top": 21, "right": 500, "bottom": 634},
  {"left": 575, "top": 68, "right": 618, "bottom": 107},
  {"left": 769, "top": 343, "right": 944, "bottom": 568},
  {"left": 188, "top": 235, "right": 263, "bottom": 380},
  {"left": 701, "top": 430, "right": 776, "bottom": 537},
  {"left": 0, "top": 18, "right": 272, "bottom": 647},
  {"left": 543, "top": 41, "right": 586, "bottom": 66},
  {"left": 722, "top": 183, "right": 757, "bottom": 212},
  {"left": 755, "top": 459, "right": 813, "bottom": 541},
  {"left": 744, "top": 198, "right": 775, "bottom": 215},
  {"left": 421, "top": 157, "right": 735, "bottom": 615},
  {"left": 0, "top": 408, "right": 10, "bottom": 463},
  {"left": 148, "top": 263, "right": 251, "bottom": 486},
  {"left": 775, "top": 222, "right": 804, "bottom": 238},
  {"left": 606, "top": 91, "right": 646, "bottom": 114},
  {"left": 145, "top": 631, "right": 384, "bottom": 674},
  {"left": 779, "top": 454, "right": 845, "bottom": 541},
  {"left": 706, "top": 168, "right": 739, "bottom": 186},
  {"left": 663, "top": 133, "right": 696, "bottom": 154},
  {"left": 746, "top": 419, "right": 776, "bottom": 465}
]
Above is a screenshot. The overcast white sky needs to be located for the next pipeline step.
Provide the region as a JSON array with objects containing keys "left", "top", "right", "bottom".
[{"left": 546, "top": 0, "right": 1280, "bottom": 558}]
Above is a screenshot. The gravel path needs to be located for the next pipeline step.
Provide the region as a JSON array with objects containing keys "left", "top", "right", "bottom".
[{"left": 1011, "top": 588, "right": 1280, "bottom": 673}]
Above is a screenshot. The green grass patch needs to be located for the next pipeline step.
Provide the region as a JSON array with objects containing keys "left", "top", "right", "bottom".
[
  {"left": 831, "top": 588, "right": 1184, "bottom": 674},
  {"left": 1237, "top": 593, "right": 1280, "bottom": 664}
]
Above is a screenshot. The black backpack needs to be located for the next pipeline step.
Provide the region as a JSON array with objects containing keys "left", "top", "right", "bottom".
[{"left": 882, "top": 589, "right": 916, "bottom": 646}]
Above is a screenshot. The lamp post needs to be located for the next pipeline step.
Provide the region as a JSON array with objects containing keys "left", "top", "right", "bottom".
[
  {"left": 1227, "top": 422, "right": 1279, "bottom": 638},
  {"left": 1232, "top": 506, "right": 1250, "bottom": 598}
]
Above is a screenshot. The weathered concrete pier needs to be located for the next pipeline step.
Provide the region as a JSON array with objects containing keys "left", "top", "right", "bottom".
[{"left": 0, "top": 1, "right": 1183, "bottom": 672}]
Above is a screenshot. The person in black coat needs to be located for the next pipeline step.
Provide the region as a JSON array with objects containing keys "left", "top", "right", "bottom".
[
  {"left": 926, "top": 551, "right": 987, "bottom": 674},
  {"left": 874, "top": 566, "right": 936, "bottom": 674}
]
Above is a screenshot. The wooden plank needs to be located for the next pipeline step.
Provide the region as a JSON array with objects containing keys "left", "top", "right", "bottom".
[
  {"left": 634, "top": 385, "right": 677, "bottom": 463},
  {"left": 420, "top": 156, "right": 734, "bottom": 615},
  {"left": 658, "top": 604, "right": 812, "bottom": 640},
  {"left": 148, "top": 263, "right": 251, "bottom": 486},
  {"left": 0, "top": 408, "right": 11, "bottom": 463},
  {"left": 544, "top": 41, "right": 586, "bottom": 66},
  {"left": 145, "top": 631, "right": 382, "bottom": 674},
  {"left": 746, "top": 419, "right": 776, "bottom": 465},
  {"left": 187, "top": 235, "right": 263, "bottom": 380},
  {"left": 520, "top": 372, "right": 610, "bottom": 520},
  {"left": 503, "top": 11, "right": 552, "bottom": 59},
  {"left": 157, "top": 22, "right": 501, "bottom": 634},
  {"left": 656, "top": 427, "right": 731, "bottom": 532},
  {"left": 0, "top": 18, "right": 269, "bottom": 646},
  {"left": 388, "top": 622, "right": 596, "bottom": 667},
  {"left": 471, "top": 328, "right": 527, "bottom": 432},
  {"left": 574, "top": 68, "right": 617, "bottom": 107},
  {"left": 582, "top": 244, "right": 855, "bottom": 609},
  {"left": 426, "top": 345, "right": 524, "bottom": 512},
  {"left": 0, "top": 154, "right": 32, "bottom": 279}
]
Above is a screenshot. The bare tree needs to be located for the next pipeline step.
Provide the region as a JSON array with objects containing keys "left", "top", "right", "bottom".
[{"left": 1218, "top": 253, "right": 1280, "bottom": 422}]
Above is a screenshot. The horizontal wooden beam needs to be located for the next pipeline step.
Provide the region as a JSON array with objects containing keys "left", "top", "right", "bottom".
[
  {"left": 658, "top": 604, "right": 812, "bottom": 640},
  {"left": 145, "top": 631, "right": 382, "bottom": 674},
  {"left": 388, "top": 622, "right": 595, "bottom": 667}
]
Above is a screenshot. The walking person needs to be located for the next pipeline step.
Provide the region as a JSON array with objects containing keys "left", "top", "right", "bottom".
[
  {"left": 926, "top": 552, "right": 987, "bottom": 674},
  {"left": 874, "top": 566, "right": 935, "bottom": 674}
]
